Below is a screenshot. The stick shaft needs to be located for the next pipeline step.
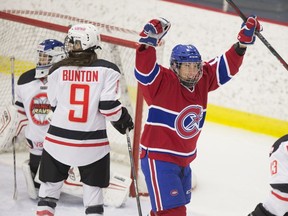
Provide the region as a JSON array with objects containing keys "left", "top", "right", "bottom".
[
  {"left": 10, "top": 56, "right": 17, "bottom": 200},
  {"left": 226, "top": 0, "right": 288, "bottom": 71},
  {"left": 126, "top": 129, "right": 142, "bottom": 216}
]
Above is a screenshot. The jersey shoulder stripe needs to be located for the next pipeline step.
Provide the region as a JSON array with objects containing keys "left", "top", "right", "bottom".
[
  {"left": 49, "top": 58, "right": 121, "bottom": 75},
  {"left": 270, "top": 134, "right": 288, "bottom": 156},
  {"left": 90, "top": 59, "right": 121, "bottom": 74},
  {"left": 17, "top": 68, "right": 36, "bottom": 85}
]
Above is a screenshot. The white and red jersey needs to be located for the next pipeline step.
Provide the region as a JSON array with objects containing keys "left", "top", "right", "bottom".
[
  {"left": 44, "top": 59, "right": 123, "bottom": 166},
  {"left": 269, "top": 134, "right": 288, "bottom": 187},
  {"left": 15, "top": 68, "right": 51, "bottom": 155},
  {"left": 263, "top": 134, "right": 288, "bottom": 215},
  {"left": 135, "top": 45, "right": 244, "bottom": 167}
]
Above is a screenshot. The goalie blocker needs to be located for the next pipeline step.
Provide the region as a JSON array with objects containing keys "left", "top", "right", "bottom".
[{"left": 33, "top": 166, "right": 131, "bottom": 207}]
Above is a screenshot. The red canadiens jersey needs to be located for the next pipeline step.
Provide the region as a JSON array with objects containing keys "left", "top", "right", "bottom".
[
  {"left": 44, "top": 59, "right": 123, "bottom": 166},
  {"left": 15, "top": 69, "right": 50, "bottom": 155},
  {"left": 135, "top": 45, "right": 244, "bottom": 167}
]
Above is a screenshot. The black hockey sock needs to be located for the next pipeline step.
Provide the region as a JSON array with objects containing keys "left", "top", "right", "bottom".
[
  {"left": 37, "top": 197, "right": 57, "bottom": 209},
  {"left": 85, "top": 205, "right": 104, "bottom": 215}
]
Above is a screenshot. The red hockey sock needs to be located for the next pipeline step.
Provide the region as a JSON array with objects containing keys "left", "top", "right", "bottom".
[{"left": 153, "top": 206, "right": 186, "bottom": 216}]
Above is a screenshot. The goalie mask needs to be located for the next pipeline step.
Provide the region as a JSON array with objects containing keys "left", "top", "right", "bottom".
[
  {"left": 64, "top": 24, "right": 101, "bottom": 54},
  {"left": 170, "top": 44, "right": 203, "bottom": 89},
  {"left": 35, "top": 39, "right": 65, "bottom": 78}
]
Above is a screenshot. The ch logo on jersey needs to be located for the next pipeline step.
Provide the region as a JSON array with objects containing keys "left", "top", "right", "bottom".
[
  {"left": 30, "top": 93, "right": 51, "bottom": 125},
  {"left": 175, "top": 105, "right": 203, "bottom": 139},
  {"left": 170, "top": 189, "right": 179, "bottom": 196}
]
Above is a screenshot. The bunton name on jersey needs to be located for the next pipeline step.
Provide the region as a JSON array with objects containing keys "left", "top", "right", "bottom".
[{"left": 62, "top": 69, "right": 99, "bottom": 82}]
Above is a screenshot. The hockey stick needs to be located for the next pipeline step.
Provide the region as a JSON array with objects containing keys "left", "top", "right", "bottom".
[
  {"left": 10, "top": 56, "right": 18, "bottom": 200},
  {"left": 126, "top": 129, "right": 142, "bottom": 216},
  {"left": 225, "top": 0, "right": 288, "bottom": 71}
]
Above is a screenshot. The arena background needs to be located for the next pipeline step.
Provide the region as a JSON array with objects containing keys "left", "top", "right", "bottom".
[{"left": 1, "top": 0, "right": 288, "bottom": 137}]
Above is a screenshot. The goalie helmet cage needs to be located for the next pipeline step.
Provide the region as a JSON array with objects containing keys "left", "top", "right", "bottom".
[{"left": 0, "top": 10, "right": 165, "bottom": 197}]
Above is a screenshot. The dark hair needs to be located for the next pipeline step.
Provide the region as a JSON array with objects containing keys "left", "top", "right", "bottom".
[{"left": 49, "top": 51, "right": 98, "bottom": 73}]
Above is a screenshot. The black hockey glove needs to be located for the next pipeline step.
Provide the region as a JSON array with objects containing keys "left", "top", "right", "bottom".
[
  {"left": 248, "top": 203, "right": 276, "bottom": 216},
  {"left": 111, "top": 107, "right": 134, "bottom": 135}
]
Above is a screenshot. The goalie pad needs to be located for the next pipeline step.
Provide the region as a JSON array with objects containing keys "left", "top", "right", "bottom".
[
  {"left": 0, "top": 105, "right": 27, "bottom": 150},
  {"left": 61, "top": 167, "right": 132, "bottom": 207},
  {"left": 22, "top": 159, "right": 38, "bottom": 199},
  {"left": 103, "top": 172, "right": 132, "bottom": 207}
]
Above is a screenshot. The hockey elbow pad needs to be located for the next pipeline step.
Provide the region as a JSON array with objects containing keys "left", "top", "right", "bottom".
[{"left": 111, "top": 107, "right": 134, "bottom": 135}]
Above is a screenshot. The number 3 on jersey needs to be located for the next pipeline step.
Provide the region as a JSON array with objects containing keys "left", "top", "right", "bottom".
[
  {"left": 270, "top": 160, "right": 277, "bottom": 175},
  {"left": 69, "top": 84, "right": 89, "bottom": 122}
]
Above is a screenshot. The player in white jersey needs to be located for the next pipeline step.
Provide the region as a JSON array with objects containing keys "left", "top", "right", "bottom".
[
  {"left": 248, "top": 134, "right": 288, "bottom": 216},
  {"left": 15, "top": 39, "right": 65, "bottom": 199},
  {"left": 36, "top": 24, "right": 134, "bottom": 216}
]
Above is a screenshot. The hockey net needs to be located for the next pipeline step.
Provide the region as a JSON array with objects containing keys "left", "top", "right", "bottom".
[{"left": 0, "top": 10, "right": 165, "bottom": 196}]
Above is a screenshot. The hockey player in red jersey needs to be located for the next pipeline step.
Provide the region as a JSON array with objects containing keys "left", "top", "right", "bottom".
[
  {"left": 135, "top": 16, "right": 262, "bottom": 216},
  {"left": 15, "top": 39, "right": 65, "bottom": 199},
  {"left": 248, "top": 134, "right": 288, "bottom": 216},
  {"left": 35, "top": 24, "right": 134, "bottom": 216}
]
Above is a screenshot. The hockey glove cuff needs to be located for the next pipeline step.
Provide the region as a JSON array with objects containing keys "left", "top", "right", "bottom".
[
  {"left": 111, "top": 107, "right": 134, "bottom": 135},
  {"left": 139, "top": 17, "right": 171, "bottom": 47},
  {"left": 238, "top": 15, "right": 263, "bottom": 46}
]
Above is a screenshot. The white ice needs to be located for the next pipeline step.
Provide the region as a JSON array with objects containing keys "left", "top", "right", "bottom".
[
  {"left": 0, "top": 122, "right": 276, "bottom": 216},
  {"left": 0, "top": 0, "right": 283, "bottom": 215}
]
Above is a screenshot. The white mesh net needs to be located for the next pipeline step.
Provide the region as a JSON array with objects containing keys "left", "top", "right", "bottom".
[{"left": 0, "top": 10, "right": 165, "bottom": 195}]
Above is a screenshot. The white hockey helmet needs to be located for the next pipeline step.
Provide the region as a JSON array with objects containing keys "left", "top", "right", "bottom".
[
  {"left": 64, "top": 23, "right": 101, "bottom": 53},
  {"left": 35, "top": 39, "right": 65, "bottom": 78}
]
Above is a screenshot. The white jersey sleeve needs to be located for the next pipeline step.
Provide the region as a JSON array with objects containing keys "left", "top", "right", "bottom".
[
  {"left": 99, "top": 67, "right": 122, "bottom": 122},
  {"left": 15, "top": 68, "right": 51, "bottom": 155},
  {"left": 46, "top": 69, "right": 59, "bottom": 108}
]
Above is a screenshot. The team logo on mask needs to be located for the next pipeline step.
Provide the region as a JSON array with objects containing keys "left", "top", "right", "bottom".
[
  {"left": 30, "top": 93, "right": 51, "bottom": 125},
  {"left": 175, "top": 105, "right": 203, "bottom": 139}
]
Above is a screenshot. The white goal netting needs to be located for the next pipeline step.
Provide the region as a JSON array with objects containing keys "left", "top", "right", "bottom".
[{"left": 0, "top": 10, "right": 165, "bottom": 195}]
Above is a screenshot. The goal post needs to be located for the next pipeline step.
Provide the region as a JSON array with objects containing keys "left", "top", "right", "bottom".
[{"left": 0, "top": 10, "right": 165, "bottom": 197}]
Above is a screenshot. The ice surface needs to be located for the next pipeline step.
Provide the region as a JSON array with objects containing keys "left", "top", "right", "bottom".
[
  {"left": 0, "top": 122, "right": 275, "bottom": 216},
  {"left": 0, "top": 0, "right": 282, "bottom": 215}
]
